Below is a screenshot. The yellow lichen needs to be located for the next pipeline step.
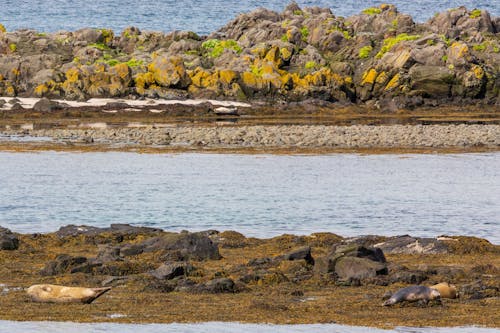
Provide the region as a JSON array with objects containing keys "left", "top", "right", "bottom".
[
  {"left": 0, "top": 23, "right": 6, "bottom": 33},
  {"left": 218, "top": 70, "right": 238, "bottom": 85},
  {"left": 472, "top": 65, "right": 484, "bottom": 80},
  {"left": 450, "top": 42, "right": 469, "bottom": 58},
  {"left": 385, "top": 73, "right": 401, "bottom": 91},
  {"left": 65, "top": 68, "right": 80, "bottom": 83},
  {"left": 375, "top": 71, "right": 388, "bottom": 84},
  {"left": 361, "top": 69, "right": 378, "bottom": 85},
  {"left": 280, "top": 48, "right": 292, "bottom": 61},
  {"left": 111, "top": 63, "right": 131, "bottom": 80},
  {"left": 34, "top": 84, "right": 49, "bottom": 97}
]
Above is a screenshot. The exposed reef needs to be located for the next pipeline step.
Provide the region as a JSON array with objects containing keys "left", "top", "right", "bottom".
[
  {"left": 0, "top": 3, "right": 499, "bottom": 108},
  {"left": 0, "top": 224, "right": 498, "bottom": 327}
]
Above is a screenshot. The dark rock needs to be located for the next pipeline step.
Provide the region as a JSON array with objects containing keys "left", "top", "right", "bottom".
[
  {"left": 314, "top": 244, "right": 388, "bottom": 283},
  {"left": 10, "top": 102, "right": 24, "bottom": 111},
  {"left": 96, "top": 245, "right": 122, "bottom": 263},
  {"left": 149, "top": 262, "right": 192, "bottom": 280},
  {"left": 198, "top": 278, "right": 236, "bottom": 293},
  {"left": 374, "top": 235, "right": 449, "bottom": 254},
  {"left": 389, "top": 270, "right": 428, "bottom": 284},
  {"left": 119, "top": 243, "right": 145, "bottom": 257},
  {"left": 333, "top": 244, "right": 386, "bottom": 263},
  {"left": 460, "top": 280, "right": 500, "bottom": 299},
  {"left": 247, "top": 257, "right": 273, "bottom": 267},
  {"left": 33, "top": 98, "right": 64, "bottom": 112},
  {"left": 334, "top": 256, "right": 388, "bottom": 280},
  {"left": 0, "top": 227, "right": 19, "bottom": 250},
  {"left": 56, "top": 224, "right": 162, "bottom": 238},
  {"left": 141, "top": 232, "right": 221, "bottom": 261},
  {"left": 283, "top": 246, "right": 314, "bottom": 265},
  {"left": 40, "top": 254, "right": 88, "bottom": 275},
  {"left": 101, "top": 276, "right": 129, "bottom": 287},
  {"left": 104, "top": 101, "right": 130, "bottom": 109}
]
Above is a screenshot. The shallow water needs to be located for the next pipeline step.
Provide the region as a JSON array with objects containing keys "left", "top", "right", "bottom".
[
  {"left": 0, "top": 321, "right": 497, "bottom": 333},
  {"left": 0, "top": 0, "right": 498, "bottom": 34},
  {"left": 0, "top": 152, "right": 498, "bottom": 243}
]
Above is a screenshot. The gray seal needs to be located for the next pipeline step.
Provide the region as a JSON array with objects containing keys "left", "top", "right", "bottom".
[{"left": 382, "top": 285, "right": 441, "bottom": 306}]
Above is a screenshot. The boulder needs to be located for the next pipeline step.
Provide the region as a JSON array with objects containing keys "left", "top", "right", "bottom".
[
  {"left": 148, "top": 55, "right": 191, "bottom": 89},
  {"left": 314, "top": 244, "right": 388, "bottom": 283},
  {"left": 140, "top": 232, "right": 221, "bottom": 261},
  {"left": 0, "top": 227, "right": 19, "bottom": 250},
  {"left": 334, "top": 256, "right": 388, "bottom": 280},
  {"left": 283, "top": 246, "right": 314, "bottom": 265},
  {"left": 149, "top": 262, "right": 192, "bottom": 280},
  {"left": 198, "top": 278, "right": 236, "bottom": 293},
  {"left": 32, "top": 98, "right": 64, "bottom": 112},
  {"left": 409, "top": 65, "right": 455, "bottom": 97},
  {"left": 374, "top": 235, "right": 449, "bottom": 254},
  {"left": 40, "top": 254, "right": 90, "bottom": 275}
]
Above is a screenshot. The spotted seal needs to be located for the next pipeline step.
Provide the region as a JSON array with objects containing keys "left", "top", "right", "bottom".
[
  {"left": 27, "top": 284, "right": 111, "bottom": 304},
  {"left": 382, "top": 285, "right": 441, "bottom": 306},
  {"left": 431, "top": 282, "right": 458, "bottom": 299}
]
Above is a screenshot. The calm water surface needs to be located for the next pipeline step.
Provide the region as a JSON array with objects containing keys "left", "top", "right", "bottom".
[
  {"left": 0, "top": 0, "right": 498, "bottom": 34},
  {"left": 0, "top": 321, "right": 497, "bottom": 333},
  {"left": 0, "top": 152, "right": 498, "bottom": 243}
]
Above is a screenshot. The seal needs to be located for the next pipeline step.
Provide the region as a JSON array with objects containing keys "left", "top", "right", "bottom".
[
  {"left": 382, "top": 285, "right": 441, "bottom": 306},
  {"left": 27, "top": 284, "right": 111, "bottom": 304},
  {"left": 431, "top": 282, "right": 457, "bottom": 299}
]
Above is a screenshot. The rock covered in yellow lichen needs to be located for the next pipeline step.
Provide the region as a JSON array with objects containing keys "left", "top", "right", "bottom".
[{"left": 148, "top": 55, "right": 191, "bottom": 89}]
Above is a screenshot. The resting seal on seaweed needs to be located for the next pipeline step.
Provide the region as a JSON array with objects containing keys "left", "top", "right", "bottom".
[
  {"left": 382, "top": 285, "right": 441, "bottom": 306},
  {"left": 27, "top": 284, "right": 111, "bottom": 304}
]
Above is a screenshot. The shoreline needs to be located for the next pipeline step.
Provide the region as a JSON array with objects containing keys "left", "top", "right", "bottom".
[
  {"left": 1, "top": 97, "right": 499, "bottom": 154},
  {"left": 0, "top": 225, "right": 498, "bottom": 328}
]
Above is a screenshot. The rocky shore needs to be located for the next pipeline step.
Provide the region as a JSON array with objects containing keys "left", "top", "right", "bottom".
[
  {"left": 0, "top": 225, "right": 498, "bottom": 327},
  {"left": 0, "top": 3, "right": 499, "bottom": 106},
  {"left": 2, "top": 123, "right": 500, "bottom": 151}
]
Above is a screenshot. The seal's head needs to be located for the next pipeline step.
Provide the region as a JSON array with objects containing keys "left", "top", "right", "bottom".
[{"left": 27, "top": 284, "right": 52, "bottom": 301}]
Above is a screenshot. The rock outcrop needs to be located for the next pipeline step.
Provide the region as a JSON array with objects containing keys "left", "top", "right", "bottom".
[{"left": 0, "top": 4, "right": 498, "bottom": 107}]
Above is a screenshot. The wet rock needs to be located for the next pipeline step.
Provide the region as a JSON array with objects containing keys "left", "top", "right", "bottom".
[
  {"left": 197, "top": 278, "right": 236, "bottom": 293},
  {"left": 56, "top": 224, "right": 162, "bottom": 239},
  {"left": 119, "top": 243, "right": 145, "bottom": 257},
  {"left": 40, "top": 254, "right": 90, "bottom": 275},
  {"left": 282, "top": 246, "right": 314, "bottom": 265},
  {"left": 96, "top": 245, "right": 123, "bottom": 263},
  {"left": 140, "top": 232, "right": 221, "bottom": 261},
  {"left": 149, "top": 262, "right": 193, "bottom": 280},
  {"left": 0, "top": 227, "right": 19, "bottom": 251},
  {"left": 314, "top": 245, "right": 388, "bottom": 283},
  {"left": 389, "top": 270, "right": 428, "bottom": 284},
  {"left": 33, "top": 98, "right": 64, "bottom": 112},
  {"left": 460, "top": 280, "right": 500, "bottom": 299},
  {"left": 374, "top": 235, "right": 449, "bottom": 254},
  {"left": 334, "top": 257, "right": 388, "bottom": 281}
]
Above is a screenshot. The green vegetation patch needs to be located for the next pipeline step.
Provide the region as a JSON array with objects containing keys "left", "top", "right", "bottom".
[
  {"left": 473, "top": 43, "right": 486, "bottom": 52},
  {"left": 469, "top": 9, "right": 482, "bottom": 19},
  {"left": 376, "top": 33, "right": 420, "bottom": 58},
  {"left": 305, "top": 61, "right": 317, "bottom": 70},
  {"left": 202, "top": 39, "right": 242, "bottom": 58},
  {"left": 358, "top": 45, "right": 373, "bottom": 59},
  {"left": 362, "top": 7, "right": 382, "bottom": 15},
  {"left": 89, "top": 42, "right": 111, "bottom": 51},
  {"left": 126, "top": 58, "right": 144, "bottom": 67},
  {"left": 300, "top": 26, "right": 309, "bottom": 41}
]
